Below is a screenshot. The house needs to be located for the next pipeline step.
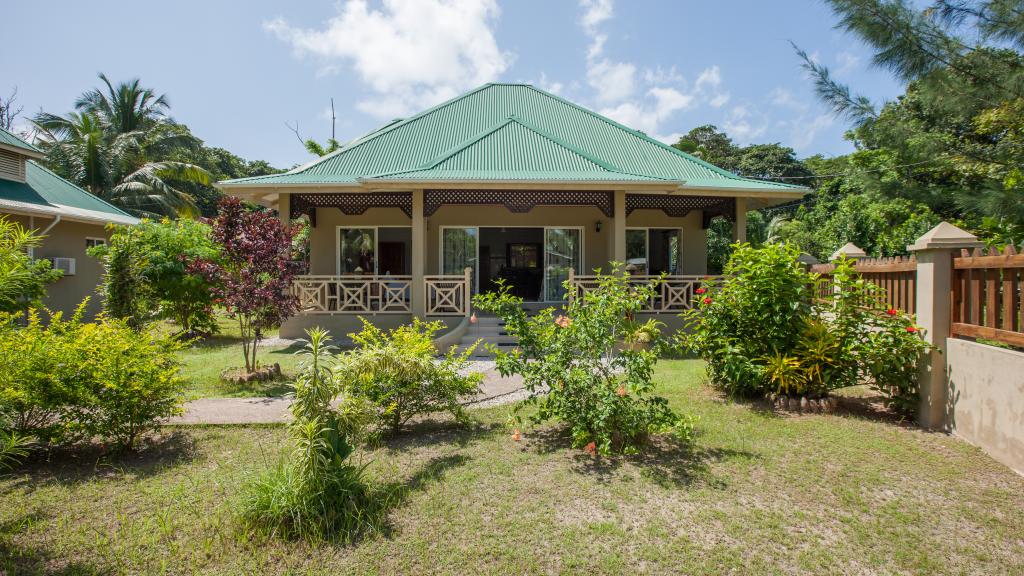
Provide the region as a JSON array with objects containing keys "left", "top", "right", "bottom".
[
  {"left": 219, "top": 83, "right": 806, "bottom": 338},
  {"left": 0, "top": 126, "right": 138, "bottom": 318}
]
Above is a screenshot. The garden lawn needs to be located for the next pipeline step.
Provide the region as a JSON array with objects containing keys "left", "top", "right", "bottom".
[
  {"left": 168, "top": 317, "right": 301, "bottom": 399},
  {"left": 3, "top": 360, "right": 1023, "bottom": 575}
]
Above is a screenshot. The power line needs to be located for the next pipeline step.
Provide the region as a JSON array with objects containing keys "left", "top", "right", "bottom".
[{"left": 765, "top": 156, "right": 947, "bottom": 180}]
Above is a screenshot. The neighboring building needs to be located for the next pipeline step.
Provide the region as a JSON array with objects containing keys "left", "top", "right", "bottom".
[
  {"left": 220, "top": 83, "right": 806, "bottom": 338},
  {"left": 0, "top": 126, "right": 138, "bottom": 318}
]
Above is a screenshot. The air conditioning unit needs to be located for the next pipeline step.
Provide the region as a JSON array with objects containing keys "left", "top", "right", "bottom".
[{"left": 53, "top": 257, "right": 76, "bottom": 276}]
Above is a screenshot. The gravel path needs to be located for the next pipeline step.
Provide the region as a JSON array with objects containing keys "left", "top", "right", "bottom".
[{"left": 167, "top": 360, "right": 527, "bottom": 425}]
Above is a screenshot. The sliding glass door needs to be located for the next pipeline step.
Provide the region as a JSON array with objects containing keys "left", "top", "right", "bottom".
[
  {"left": 338, "top": 228, "right": 376, "bottom": 274},
  {"left": 441, "top": 227, "right": 479, "bottom": 291},
  {"left": 544, "top": 227, "right": 582, "bottom": 301},
  {"left": 625, "top": 228, "right": 681, "bottom": 276}
]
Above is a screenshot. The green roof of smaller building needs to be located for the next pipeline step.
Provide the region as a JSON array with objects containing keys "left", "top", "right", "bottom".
[
  {"left": 0, "top": 161, "right": 137, "bottom": 225},
  {"left": 0, "top": 126, "right": 43, "bottom": 156}
]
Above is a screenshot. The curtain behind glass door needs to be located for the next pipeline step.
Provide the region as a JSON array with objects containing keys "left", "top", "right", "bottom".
[
  {"left": 441, "top": 227, "right": 478, "bottom": 292},
  {"left": 544, "top": 228, "right": 581, "bottom": 301}
]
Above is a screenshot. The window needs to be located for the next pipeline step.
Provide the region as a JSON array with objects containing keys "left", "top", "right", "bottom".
[
  {"left": 626, "top": 228, "right": 681, "bottom": 276},
  {"left": 85, "top": 237, "right": 106, "bottom": 250},
  {"left": 338, "top": 228, "right": 376, "bottom": 274}
]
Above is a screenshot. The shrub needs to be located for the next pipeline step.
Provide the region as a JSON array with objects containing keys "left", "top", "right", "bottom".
[
  {"left": 474, "top": 269, "right": 693, "bottom": 456},
  {"left": 682, "top": 244, "right": 932, "bottom": 415},
  {"left": 94, "top": 218, "right": 222, "bottom": 335},
  {"left": 337, "top": 318, "right": 482, "bottom": 432},
  {"left": 0, "top": 215, "right": 62, "bottom": 314},
  {"left": 238, "top": 328, "right": 376, "bottom": 540},
  {"left": 0, "top": 304, "right": 186, "bottom": 451}
]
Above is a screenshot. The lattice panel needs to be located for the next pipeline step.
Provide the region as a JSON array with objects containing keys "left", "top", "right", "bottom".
[
  {"left": 291, "top": 192, "right": 413, "bottom": 226},
  {"left": 424, "top": 189, "right": 614, "bottom": 216},
  {"left": 625, "top": 193, "right": 735, "bottom": 224}
]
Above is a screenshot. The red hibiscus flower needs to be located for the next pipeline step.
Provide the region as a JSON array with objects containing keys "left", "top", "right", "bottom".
[
  {"left": 584, "top": 441, "right": 597, "bottom": 456},
  {"left": 703, "top": 297, "right": 713, "bottom": 305},
  {"left": 906, "top": 326, "right": 918, "bottom": 333},
  {"left": 886, "top": 308, "right": 898, "bottom": 316},
  {"left": 695, "top": 287, "right": 707, "bottom": 295}
]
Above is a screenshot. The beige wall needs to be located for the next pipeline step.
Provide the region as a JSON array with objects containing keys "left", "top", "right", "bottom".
[
  {"left": 946, "top": 338, "right": 1024, "bottom": 475},
  {"left": 305, "top": 203, "right": 708, "bottom": 276},
  {"left": 3, "top": 212, "right": 111, "bottom": 319}
]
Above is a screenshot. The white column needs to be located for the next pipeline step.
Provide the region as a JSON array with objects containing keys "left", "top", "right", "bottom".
[
  {"left": 411, "top": 189, "right": 425, "bottom": 318},
  {"left": 277, "top": 192, "right": 290, "bottom": 224},
  {"left": 732, "top": 196, "right": 748, "bottom": 243},
  {"left": 907, "top": 222, "right": 982, "bottom": 430}
]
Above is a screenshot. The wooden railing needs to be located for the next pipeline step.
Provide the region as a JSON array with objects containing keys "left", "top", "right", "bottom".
[
  {"left": 292, "top": 275, "right": 413, "bottom": 314},
  {"left": 425, "top": 268, "right": 472, "bottom": 316},
  {"left": 952, "top": 245, "right": 1024, "bottom": 348},
  {"left": 567, "top": 272, "right": 722, "bottom": 312},
  {"left": 810, "top": 256, "right": 918, "bottom": 314},
  {"left": 292, "top": 272, "right": 472, "bottom": 316}
]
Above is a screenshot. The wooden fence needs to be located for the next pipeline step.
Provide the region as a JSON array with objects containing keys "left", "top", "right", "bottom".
[
  {"left": 952, "top": 245, "right": 1024, "bottom": 348},
  {"left": 809, "top": 255, "right": 917, "bottom": 315}
]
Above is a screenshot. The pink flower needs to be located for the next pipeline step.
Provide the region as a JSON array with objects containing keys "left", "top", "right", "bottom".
[
  {"left": 470, "top": 313, "right": 478, "bottom": 324},
  {"left": 616, "top": 385, "right": 627, "bottom": 397},
  {"left": 511, "top": 429, "right": 521, "bottom": 442},
  {"left": 555, "top": 315, "right": 572, "bottom": 328}
]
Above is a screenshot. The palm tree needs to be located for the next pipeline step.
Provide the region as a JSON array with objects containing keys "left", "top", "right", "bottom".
[{"left": 31, "top": 74, "right": 210, "bottom": 218}]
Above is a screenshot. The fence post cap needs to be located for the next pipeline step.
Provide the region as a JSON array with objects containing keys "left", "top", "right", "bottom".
[
  {"left": 907, "top": 221, "right": 984, "bottom": 252},
  {"left": 830, "top": 242, "right": 867, "bottom": 261}
]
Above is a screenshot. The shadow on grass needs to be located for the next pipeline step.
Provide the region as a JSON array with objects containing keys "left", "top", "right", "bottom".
[
  {"left": 524, "top": 425, "right": 756, "bottom": 489},
  {"left": 382, "top": 418, "right": 504, "bottom": 451},
  {"left": 8, "top": 430, "right": 199, "bottom": 490},
  {"left": 367, "top": 452, "right": 473, "bottom": 540},
  {"left": 0, "top": 512, "right": 108, "bottom": 575}
]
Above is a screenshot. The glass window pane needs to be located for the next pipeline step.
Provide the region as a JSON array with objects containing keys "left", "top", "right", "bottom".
[
  {"left": 442, "top": 227, "right": 478, "bottom": 291},
  {"left": 544, "top": 228, "right": 581, "bottom": 301},
  {"left": 648, "top": 229, "right": 681, "bottom": 275},
  {"left": 626, "top": 229, "right": 648, "bottom": 275},
  {"left": 339, "top": 228, "right": 376, "bottom": 274}
]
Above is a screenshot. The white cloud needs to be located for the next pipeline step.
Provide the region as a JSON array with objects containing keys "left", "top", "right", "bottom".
[
  {"left": 600, "top": 86, "right": 694, "bottom": 135},
  {"left": 537, "top": 72, "right": 564, "bottom": 95},
  {"left": 587, "top": 58, "right": 637, "bottom": 102},
  {"left": 579, "top": 0, "right": 613, "bottom": 33},
  {"left": 264, "top": 0, "right": 512, "bottom": 119},
  {"left": 835, "top": 50, "right": 860, "bottom": 77},
  {"left": 722, "top": 104, "right": 767, "bottom": 143},
  {"left": 643, "top": 66, "right": 683, "bottom": 85},
  {"left": 788, "top": 113, "right": 834, "bottom": 149}
]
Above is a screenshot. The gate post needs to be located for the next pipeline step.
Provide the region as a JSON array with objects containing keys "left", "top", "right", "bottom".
[{"left": 907, "top": 222, "right": 982, "bottom": 430}]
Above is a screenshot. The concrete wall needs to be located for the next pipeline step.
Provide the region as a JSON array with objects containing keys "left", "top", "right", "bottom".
[
  {"left": 946, "top": 338, "right": 1024, "bottom": 475},
  {"left": 4, "top": 212, "right": 111, "bottom": 319},
  {"left": 305, "top": 204, "right": 708, "bottom": 276}
]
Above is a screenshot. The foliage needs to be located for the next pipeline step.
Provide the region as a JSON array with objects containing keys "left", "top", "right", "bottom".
[
  {"left": 682, "top": 245, "right": 932, "bottom": 414},
  {"left": 0, "top": 430, "right": 32, "bottom": 470},
  {"left": 188, "top": 197, "right": 302, "bottom": 373},
  {"left": 794, "top": 0, "right": 1024, "bottom": 242},
  {"left": 304, "top": 138, "right": 342, "bottom": 157},
  {"left": 474, "top": 269, "right": 693, "bottom": 455},
  {"left": 672, "top": 125, "right": 814, "bottom": 181},
  {"left": 337, "top": 318, "right": 481, "bottom": 432},
  {"left": 94, "top": 218, "right": 221, "bottom": 335},
  {"left": 238, "top": 328, "right": 376, "bottom": 540},
  {"left": 0, "top": 215, "right": 62, "bottom": 313},
  {"left": 32, "top": 74, "right": 211, "bottom": 217},
  {"left": 0, "top": 305, "right": 186, "bottom": 450}
]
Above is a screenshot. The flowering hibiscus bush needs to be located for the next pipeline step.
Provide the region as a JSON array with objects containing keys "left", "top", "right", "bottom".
[
  {"left": 682, "top": 244, "right": 931, "bottom": 415},
  {"left": 474, "top": 267, "right": 693, "bottom": 456}
]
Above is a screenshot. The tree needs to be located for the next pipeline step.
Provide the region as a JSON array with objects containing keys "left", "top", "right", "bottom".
[
  {"left": 672, "top": 125, "right": 739, "bottom": 170},
  {"left": 794, "top": 0, "right": 1024, "bottom": 241},
  {"left": 0, "top": 216, "right": 62, "bottom": 313},
  {"left": 94, "top": 219, "right": 222, "bottom": 335},
  {"left": 32, "top": 74, "right": 212, "bottom": 218},
  {"left": 189, "top": 197, "right": 303, "bottom": 372},
  {"left": 0, "top": 86, "right": 23, "bottom": 130}
]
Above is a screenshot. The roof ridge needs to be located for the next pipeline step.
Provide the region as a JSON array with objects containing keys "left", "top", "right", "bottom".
[
  {"left": 27, "top": 160, "right": 134, "bottom": 217},
  {"left": 520, "top": 84, "right": 794, "bottom": 186},
  {"left": 0, "top": 125, "right": 43, "bottom": 154}
]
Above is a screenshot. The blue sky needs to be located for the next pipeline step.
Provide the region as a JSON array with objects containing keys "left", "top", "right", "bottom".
[{"left": 5, "top": 0, "right": 904, "bottom": 169}]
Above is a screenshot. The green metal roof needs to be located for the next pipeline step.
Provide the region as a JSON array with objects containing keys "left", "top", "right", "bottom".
[
  {"left": 0, "top": 161, "right": 137, "bottom": 224},
  {"left": 0, "top": 126, "right": 43, "bottom": 156},
  {"left": 221, "top": 83, "right": 806, "bottom": 193}
]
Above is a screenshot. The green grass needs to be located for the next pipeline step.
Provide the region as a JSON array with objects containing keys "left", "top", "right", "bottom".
[
  {"left": 3, "top": 360, "right": 1023, "bottom": 574},
  {"left": 169, "top": 317, "right": 302, "bottom": 399}
]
